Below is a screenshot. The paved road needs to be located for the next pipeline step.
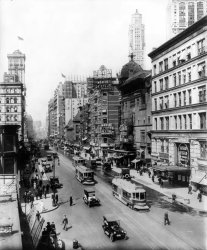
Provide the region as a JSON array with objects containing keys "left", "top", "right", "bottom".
[{"left": 43, "top": 150, "right": 207, "bottom": 250}]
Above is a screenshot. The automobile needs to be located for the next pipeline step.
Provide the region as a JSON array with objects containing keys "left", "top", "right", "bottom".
[
  {"left": 102, "top": 214, "right": 127, "bottom": 242},
  {"left": 83, "top": 188, "right": 100, "bottom": 207},
  {"left": 47, "top": 154, "right": 53, "bottom": 161},
  {"left": 95, "top": 158, "right": 102, "bottom": 166},
  {"left": 49, "top": 176, "right": 63, "bottom": 189},
  {"left": 41, "top": 158, "right": 47, "bottom": 166},
  {"left": 52, "top": 152, "right": 59, "bottom": 159},
  {"left": 44, "top": 163, "right": 52, "bottom": 173},
  {"left": 44, "top": 144, "right": 49, "bottom": 150}
]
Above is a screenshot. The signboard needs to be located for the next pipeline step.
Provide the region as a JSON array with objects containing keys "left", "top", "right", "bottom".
[{"left": 178, "top": 143, "right": 190, "bottom": 166}]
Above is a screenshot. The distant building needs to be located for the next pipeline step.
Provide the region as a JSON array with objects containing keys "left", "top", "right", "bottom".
[
  {"left": 129, "top": 9, "right": 145, "bottom": 68},
  {"left": 148, "top": 16, "right": 207, "bottom": 189},
  {"left": 166, "top": 0, "right": 207, "bottom": 38}
]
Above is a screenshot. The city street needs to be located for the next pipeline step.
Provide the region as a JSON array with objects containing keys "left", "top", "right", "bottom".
[{"left": 43, "top": 150, "right": 207, "bottom": 250}]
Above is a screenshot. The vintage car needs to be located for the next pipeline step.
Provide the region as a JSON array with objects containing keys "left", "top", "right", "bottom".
[
  {"left": 49, "top": 176, "right": 63, "bottom": 189},
  {"left": 41, "top": 158, "right": 47, "bottom": 166},
  {"left": 102, "top": 214, "right": 127, "bottom": 242},
  {"left": 47, "top": 154, "right": 53, "bottom": 162},
  {"left": 83, "top": 188, "right": 100, "bottom": 207}
]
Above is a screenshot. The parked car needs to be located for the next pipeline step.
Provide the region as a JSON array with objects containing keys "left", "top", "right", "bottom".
[
  {"left": 102, "top": 214, "right": 127, "bottom": 242},
  {"left": 41, "top": 158, "right": 47, "bottom": 166},
  {"left": 83, "top": 188, "right": 100, "bottom": 207},
  {"left": 96, "top": 158, "right": 102, "bottom": 166},
  {"left": 47, "top": 154, "right": 53, "bottom": 161},
  {"left": 44, "top": 163, "right": 52, "bottom": 173},
  {"left": 50, "top": 176, "right": 63, "bottom": 189}
]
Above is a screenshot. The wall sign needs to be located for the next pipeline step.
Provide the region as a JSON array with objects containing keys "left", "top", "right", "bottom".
[{"left": 178, "top": 143, "right": 190, "bottom": 166}]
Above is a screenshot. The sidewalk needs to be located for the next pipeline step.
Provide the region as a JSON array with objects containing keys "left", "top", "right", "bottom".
[{"left": 130, "top": 169, "right": 207, "bottom": 213}]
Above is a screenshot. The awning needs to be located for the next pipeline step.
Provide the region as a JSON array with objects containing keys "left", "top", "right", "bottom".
[
  {"left": 153, "top": 165, "right": 191, "bottom": 174},
  {"left": 191, "top": 173, "right": 207, "bottom": 186},
  {"left": 100, "top": 143, "right": 109, "bottom": 148},
  {"left": 82, "top": 137, "right": 87, "bottom": 141},
  {"left": 131, "top": 159, "right": 141, "bottom": 163}
]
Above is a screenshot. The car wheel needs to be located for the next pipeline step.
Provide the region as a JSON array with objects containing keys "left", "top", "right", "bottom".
[{"left": 110, "top": 234, "right": 114, "bottom": 242}]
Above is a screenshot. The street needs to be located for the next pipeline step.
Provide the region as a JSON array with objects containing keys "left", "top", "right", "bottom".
[{"left": 42, "top": 150, "right": 207, "bottom": 250}]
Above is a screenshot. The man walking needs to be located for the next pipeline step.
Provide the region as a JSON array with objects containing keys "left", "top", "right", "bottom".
[
  {"left": 55, "top": 193, "right": 59, "bottom": 205},
  {"left": 62, "top": 215, "right": 68, "bottom": 230},
  {"left": 164, "top": 211, "right": 170, "bottom": 225},
  {"left": 70, "top": 196, "right": 73, "bottom": 206}
]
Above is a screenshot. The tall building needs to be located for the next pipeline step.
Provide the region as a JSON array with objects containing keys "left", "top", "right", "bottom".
[
  {"left": 87, "top": 65, "right": 120, "bottom": 157},
  {"left": 128, "top": 9, "right": 145, "bottom": 68},
  {"left": 167, "top": 0, "right": 207, "bottom": 38},
  {"left": 148, "top": 16, "right": 207, "bottom": 190}
]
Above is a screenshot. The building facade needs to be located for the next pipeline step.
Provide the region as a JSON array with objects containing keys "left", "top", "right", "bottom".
[
  {"left": 87, "top": 65, "right": 120, "bottom": 157},
  {"left": 167, "top": 0, "right": 207, "bottom": 38},
  {"left": 117, "top": 55, "right": 152, "bottom": 163},
  {"left": 129, "top": 9, "right": 145, "bottom": 68},
  {"left": 148, "top": 16, "right": 207, "bottom": 189}
]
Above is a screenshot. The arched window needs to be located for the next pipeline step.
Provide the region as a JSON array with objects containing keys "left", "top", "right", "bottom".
[
  {"left": 14, "top": 97, "right": 17, "bottom": 104},
  {"left": 6, "top": 98, "right": 10, "bottom": 104}
]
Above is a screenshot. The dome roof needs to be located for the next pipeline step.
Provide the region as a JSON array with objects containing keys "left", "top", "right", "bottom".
[{"left": 120, "top": 58, "right": 143, "bottom": 79}]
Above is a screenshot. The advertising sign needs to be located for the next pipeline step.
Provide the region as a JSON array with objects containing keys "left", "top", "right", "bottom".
[{"left": 178, "top": 143, "right": 190, "bottom": 166}]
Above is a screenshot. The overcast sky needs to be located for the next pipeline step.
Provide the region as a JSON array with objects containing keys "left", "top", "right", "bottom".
[{"left": 0, "top": 0, "right": 169, "bottom": 125}]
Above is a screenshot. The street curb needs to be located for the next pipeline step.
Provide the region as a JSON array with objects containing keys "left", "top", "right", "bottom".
[
  {"left": 41, "top": 204, "right": 59, "bottom": 214},
  {"left": 132, "top": 177, "right": 207, "bottom": 213}
]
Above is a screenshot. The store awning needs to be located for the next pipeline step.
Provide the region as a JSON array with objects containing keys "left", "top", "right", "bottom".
[
  {"left": 131, "top": 159, "right": 141, "bottom": 163},
  {"left": 191, "top": 173, "right": 207, "bottom": 186},
  {"left": 153, "top": 165, "right": 191, "bottom": 174}
]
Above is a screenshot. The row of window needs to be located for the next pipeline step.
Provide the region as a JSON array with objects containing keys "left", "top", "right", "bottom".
[
  {"left": 0, "top": 88, "right": 21, "bottom": 94},
  {"left": 153, "top": 62, "right": 206, "bottom": 93},
  {"left": 0, "top": 106, "right": 19, "bottom": 113},
  {"left": 153, "top": 85, "right": 206, "bottom": 111},
  {"left": 154, "top": 112, "right": 206, "bottom": 130},
  {"left": 153, "top": 38, "right": 205, "bottom": 76},
  {"left": 0, "top": 115, "right": 20, "bottom": 122},
  {"left": 0, "top": 97, "right": 20, "bottom": 104}
]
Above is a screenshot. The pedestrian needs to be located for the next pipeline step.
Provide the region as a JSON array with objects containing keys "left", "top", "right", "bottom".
[
  {"left": 30, "top": 193, "right": 34, "bottom": 208},
  {"left": 55, "top": 193, "right": 59, "bottom": 205},
  {"left": 44, "top": 189, "right": 47, "bottom": 199},
  {"left": 46, "top": 183, "right": 50, "bottom": 194},
  {"left": 161, "top": 180, "right": 164, "bottom": 188},
  {"left": 164, "top": 211, "right": 170, "bottom": 225},
  {"left": 42, "top": 185, "right": 45, "bottom": 193},
  {"left": 148, "top": 170, "right": 151, "bottom": 178},
  {"left": 198, "top": 191, "right": 202, "bottom": 202},
  {"left": 23, "top": 191, "right": 27, "bottom": 204},
  {"left": 39, "top": 188, "right": 43, "bottom": 199},
  {"left": 62, "top": 215, "right": 68, "bottom": 230},
  {"left": 46, "top": 222, "right": 52, "bottom": 233},
  {"left": 70, "top": 196, "right": 73, "bottom": 206},
  {"left": 39, "top": 179, "right": 42, "bottom": 187},
  {"left": 152, "top": 175, "right": 155, "bottom": 183},
  {"left": 188, "top": 184, "right": 192, "bottom": 194},
  {"left": 35, "top": 189, "right": 38, "bottom": 200},
  {"left": 36, "top": 210, "right": 41, "bottom": 221}
]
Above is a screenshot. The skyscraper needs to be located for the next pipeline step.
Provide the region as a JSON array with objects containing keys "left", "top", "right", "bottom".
[
  {"left": 167, "top": 0, "right": 207, "bottom": 38},
  {"left": 128, "top": 9, "right": 145, "bottom": 68}
]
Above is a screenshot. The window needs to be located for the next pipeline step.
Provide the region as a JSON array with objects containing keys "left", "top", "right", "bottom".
[
  {"left": 103, "top": 92, "right": 107, "bottom": 96},
  {"left": 187, "top": 69, "right": 191, "bottom": 82},
  {"left": 6, "top": 98, "right": 9, "bottom": 104},
  {"left": 183, "top": 91, "right": 186, "bottom": 106},
  {"left": 153, "top": 65, "right": 157, "bottom": 75},
  {"left": 188, "top": 89, "right": 192, "bottom": 104},
  {"left": 159, "top": 97, "right": 163, "bottom": 109},
  {"left": 159, "top": 61, "right": 163, "bottom": 73},
  {"left": 154, "top": 98, "right": 157, "bottom": 111},
  {"left": 174, "top": 93, "right": 177, "bottom": 107},
  {"left": 178, "top": 72, "right": 181, "bottom": 85},
  {"left": 174, "top": 116, "right": 177, "bottom": 129},
  {"left": 187, "top": 47, "right": 191, "bottom": 60},
  {"left": 178, "top": 92, "right": 181, "bottom": 106},
  {"left": 154, "top": 118, "right": 157, "bottom": 130},
  {"left": 103, "top": 118, "right": 107, "bottom": 124},
  {"left": 164, "top": 58, "right": 168, "bottom": 71},
  {"left": 148, "top": 116, "right": 150, "bottom": 124},
  {"left": 103, "top": 138, "right": 108, "bottom": 143},
  {"left": 197, "top": 39, "right": 205, "bottom": 55},
  {"left": 178, "top": 115, "right": 182, "bottom": 129},
  {"left": 199, "top": 112, "right": 206, "bottom": 129},
  {"left": 161, "top": 140, "right": 164, "bottom": 152},
  {"left": 184, "top": 115, "right": 187, "bottom": 129},
  {"left": 182, "top": 70, "right": 186, "bottom": 84},
  {"left": 173, "top": 55, "right": 176, "bottom": 67},
  {"left": 188, "top": 114, "right": 192, "bottom": 129},
  {"left": 200, "top": 141, "right": 207, "bottom": 159},
  {"left": 165, "top": 96, "right": 169, "bottom": 109},
  {"left": 154, "top": 81, "right": 157, "bottom": 93},
  {"left": 164, "top": 77, "right": 169, "bottom": 89},
  {"left": 160, "top": 117, "right": 164, "bottom": 130},
  {"left": 160, "top": 79, "right": 163, "bottom": 91},
  {"left": 166, "top": 117, "right": 169, "bottom": 130},
  {"left": 198, "top": 85, "right": 206, "bottom": 103},
  {"left": 173, "top": 73, "right": 176, "bottom": 86},
  {"left": 140, "top": 130, "right": 145, "bottom": 142},
  {"left": 198, "top": 63, "right": 206, "bottom": 78}
]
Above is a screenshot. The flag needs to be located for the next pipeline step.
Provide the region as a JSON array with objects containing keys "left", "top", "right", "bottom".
[
  {"left": 17, "top": 36, "right": 24, "bottom": 41},
  {"left": 61, "top": 73, "right": 66, "bottom": 78}
]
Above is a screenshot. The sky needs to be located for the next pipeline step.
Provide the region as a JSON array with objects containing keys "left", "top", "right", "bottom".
[{"left": 0, "top": 0, "right": 169, "bottom": 126}]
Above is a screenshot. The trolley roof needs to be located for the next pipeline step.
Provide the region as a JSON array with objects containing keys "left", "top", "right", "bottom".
[
  {"left": 112, "top": 178, "right": 145, "bottom": 193},
  {"left": 76, "top": 165, "right": 94, "bottom": 173}
]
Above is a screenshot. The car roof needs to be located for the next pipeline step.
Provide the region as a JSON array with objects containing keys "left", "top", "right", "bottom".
[
  {"left": 84, "top": 188, "right": 95, "bottom": 193},
  {"left": 103, "top": 214, "right": 119, "bottom": 222}
]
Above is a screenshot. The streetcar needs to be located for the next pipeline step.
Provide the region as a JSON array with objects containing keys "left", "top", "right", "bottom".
[
  {"left": 111, "top": 166, "right": 131, "bottom": 179},
  {"left": 75, "top": 165, "right": 95, "bottom": 185},
  {"left": 112, "top": 178, "right": 149, "bottom": 211},
  {"left": 72, "top": 156, "right": 85, "bottom": 167}
]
